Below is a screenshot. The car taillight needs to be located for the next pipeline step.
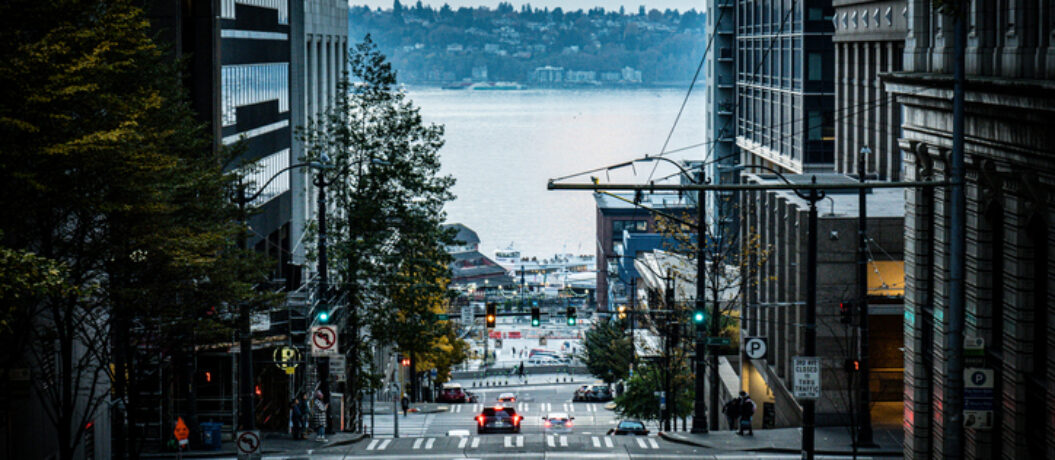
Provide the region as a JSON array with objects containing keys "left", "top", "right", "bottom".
[
  {"left": 477, "top": 415, "right": 485, "bottom": 424},
  {"left": 512, "top": 415, "right": 521, "bottom": 424},
  {"left": 544, "top": 420, "right": 552, "bottom": 428},
  {"left": 566, "top": 420, "right": 573, "bottom": 427}
]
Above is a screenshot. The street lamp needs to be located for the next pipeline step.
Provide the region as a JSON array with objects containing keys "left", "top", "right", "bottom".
[
  {"left": 723, "top": 164, "right": 825, "bottom": 460},
  {"left": 235, "top": 160, "right": 327, "bottom": 432},
  {"left": 636, "top": 155, "right": 712, "bottom": 434}
]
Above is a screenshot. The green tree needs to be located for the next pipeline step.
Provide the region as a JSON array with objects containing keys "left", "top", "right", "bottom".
[
  {"left": 299, "top": 34, "right": 459, "bottom": 423},
  {"left": 579, "top": 318, "right": 633, "bottom": 384},
  {"left": 614, "top": 360, "right": 694, "bottom": 423}
]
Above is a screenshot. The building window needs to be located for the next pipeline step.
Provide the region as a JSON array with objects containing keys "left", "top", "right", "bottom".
[
  {"left": 612, "top": 220, "right": 648, "bottom": 239},
  {"left": 222, "top": 63, "right": 290, "bottom": 126},
  {"left": 808, "top": 52, "right": 823, "bottom": 80},
  {"left": 246, "top": 149, "right": 290, "bottom": 205},
  {"left": 221, "top": 0, "right": 289, "bottom": 24}
]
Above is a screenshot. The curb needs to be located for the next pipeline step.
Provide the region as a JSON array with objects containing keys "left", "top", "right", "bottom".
[
  {"left": 320, "top": 432, "right": 369, "bottom": 449},
  {"left": 658, "top": 431, "right": 904, "bottom": 457}
]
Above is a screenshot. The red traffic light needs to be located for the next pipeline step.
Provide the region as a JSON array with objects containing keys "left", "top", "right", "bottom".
[{"left": 401, "top": 358, "right": 411, "bottom": 367}]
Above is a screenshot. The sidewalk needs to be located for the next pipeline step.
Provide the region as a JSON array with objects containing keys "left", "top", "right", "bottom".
[
  {"left": 141, "top": 431, "right": 368, "bottom": 459},
  {"left": 659, "top": 426, "right": 903, "bottom": 456}
]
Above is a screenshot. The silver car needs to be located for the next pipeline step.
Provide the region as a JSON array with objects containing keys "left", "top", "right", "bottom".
[{"left": 542, "top": 412, "right": 574, "bottom": 434}]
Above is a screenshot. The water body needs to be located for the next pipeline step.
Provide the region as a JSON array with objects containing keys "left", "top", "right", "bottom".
[{"left": 407, "top": 87, "right": 705, "bottom": 258}]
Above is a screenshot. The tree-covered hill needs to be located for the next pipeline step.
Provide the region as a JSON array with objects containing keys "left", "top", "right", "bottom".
[{"left": 349, "top": 2, "right": 707, "bottom": 86}]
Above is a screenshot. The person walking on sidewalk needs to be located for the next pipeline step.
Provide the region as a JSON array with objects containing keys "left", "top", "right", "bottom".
[
  {"left": 737, "top": 391, "right": 756, "bottom": 436},
  {"left": 722, "top": 396, "right": 741, "bottom": 431},
  {"left": 290, "top": 393, "right": 305, "bottom": 440},
  {"left": 313, "top": 390, "right": 329, "bottom": 442},
  {"left": 401, "top": 394, "right": 410, "bottom": 417}
]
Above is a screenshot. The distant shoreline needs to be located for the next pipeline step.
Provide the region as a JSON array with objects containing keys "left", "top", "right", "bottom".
[{"left": 402, "top": 81, "right": 699, "bottom": 90}]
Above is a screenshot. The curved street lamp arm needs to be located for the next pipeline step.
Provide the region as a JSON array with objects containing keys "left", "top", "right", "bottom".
[
  {"left": 638, "top": 155, "right": 703, "bottom": 184},
  {"left": 725, "top": 164, "right": 826, "bottom": 202},
  {"left": 242, "top": 161, "right": 325, "bottom": 204}
]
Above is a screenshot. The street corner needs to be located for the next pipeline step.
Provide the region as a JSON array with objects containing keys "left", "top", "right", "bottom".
[
  {"left": 318, "top": 432, "right": 369, "bottom": 449},
  {"left": 658, "top": 431, "right": 715, "bottom": 449}
]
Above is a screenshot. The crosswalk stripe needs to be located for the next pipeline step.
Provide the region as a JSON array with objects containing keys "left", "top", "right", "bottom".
[
  {"left": 605, "top": 437, "right": 613, "bottom": 448},
  {"left": 366, "top": 439, "right": 379, "bottom": 450},
  {"left": 547, "top": 436, "right": 555, "bottom": 447},
  {"left": 636, "top": 437, "right": 647, "bottom": 448},
  {"left": 378, "top": 439, "right": 392, "bottom": 450},
  {"left": 592, "top": 437, "right": 600, "bottom": 447},
  {"left": 569, "top": 404, "right": 575, "bottom": 412},
  {"left": 426, "top": 438, "right": 435, "bottom": 449},
  {"left": 413, "top": 438, "right": 423, "bottom": 449},
  {"left": 559, "top": 435, "right": 568, "bottom": 447},
  {"left": 471, "top": 437, "right": 480, "bottom": 448},
  {"left": 649, "top": 438, "right": 659, "bottom": 449},
  {"left": 458, "top": 437, "right": 468, "bottom": 449},
  {"left": 517, "top": 435, "right": 524, "bottom": 447},
  {"left": 504, "top": 436, "right": 512, "bottom": 448},
  {"left": 523, "top": 403, "right": 529, "bottom": 412},
  {"left": 562, "top": 403, "right": 569, "bottom": 411}
]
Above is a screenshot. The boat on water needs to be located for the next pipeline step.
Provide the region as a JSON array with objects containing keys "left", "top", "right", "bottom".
[{"left": 470, "top": 81, "right": 524, "bottom": 91}]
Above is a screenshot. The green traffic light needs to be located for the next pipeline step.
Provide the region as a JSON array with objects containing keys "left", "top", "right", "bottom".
[
  {"left": 532, "top": 318, "right": 540, "bottom": 327},
  {"left": 318, "top": 311, "right": 329, "bottom": 322},
  {"left": 693, "top": 311, "right": 705, "bottom": 323},
  {"left": 567, "top": 317, "right": 575, "bottom": 326}
]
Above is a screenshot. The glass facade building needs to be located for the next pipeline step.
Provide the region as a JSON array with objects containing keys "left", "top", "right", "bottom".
[{"left": 736, "top": 0, "right": 835, "bottom": 173}]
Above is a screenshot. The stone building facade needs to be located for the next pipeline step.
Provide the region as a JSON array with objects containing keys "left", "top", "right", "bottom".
[
  {"left": 886, "top": 1, "right": 1055, "bottom": 458},
  {"left": 832, "top": 0, "right": 906, "bottom": 180},
  {"left": 738, "top": 173, "right": 906, "bottom": 428}
]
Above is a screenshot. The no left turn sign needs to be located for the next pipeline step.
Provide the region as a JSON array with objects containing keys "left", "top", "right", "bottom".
[
  {"left": 311, "top": 326, "right": 339, "bottom": 355},
  {"left": 236, "top": 430, "right": 261, "bottom": 459}
]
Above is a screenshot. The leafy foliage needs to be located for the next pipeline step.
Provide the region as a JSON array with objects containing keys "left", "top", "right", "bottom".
[
  {"left": 613, "top": 360, "right": 694, "bottom": 422},
  {"left": 579, "top": 318, "right": 633, "bottom": 384}
]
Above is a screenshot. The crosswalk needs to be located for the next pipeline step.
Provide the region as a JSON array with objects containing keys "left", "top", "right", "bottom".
[
  {"left": 449, "top": 402, "right": 601, "bottom": 414},
  {"left": 359, "top": 435, "right": 663, "bottom": 452}
]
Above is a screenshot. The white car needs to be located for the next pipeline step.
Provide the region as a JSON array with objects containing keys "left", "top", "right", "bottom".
[
  {"left": 542, "top": 412, "right": 574, "bottom": 434},
  {"left": 497, "top": 392, "right": 517, "bottom": 403}
]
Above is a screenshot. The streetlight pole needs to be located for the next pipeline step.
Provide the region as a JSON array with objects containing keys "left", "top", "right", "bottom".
[
  {"left": 313, "top": 170, "right": 332, "bottom": 433},
  {"left": 235, "top": 161, "right": 326, "bottom": 432},
  {"left": 802, "top": 178, "right": 821, "bottom": 460},
  {"left": 857, "top": 146, "right": 874, "bottom": 446}
]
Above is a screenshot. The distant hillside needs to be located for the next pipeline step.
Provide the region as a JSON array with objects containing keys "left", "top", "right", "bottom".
[{"left": 348, "top": 2, "right": 706, "bottom": 87}]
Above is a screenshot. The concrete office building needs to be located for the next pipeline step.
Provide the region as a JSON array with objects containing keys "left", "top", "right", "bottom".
[
  {"left": 738, "top": 173, "right": 906, "bottom": 428},
  {"left": 886, "top": 1, "right": 1055, "bottom": 458},
  {"left": 706, "top": 0, "right": 740, "bottom": 241},
  {"left": 833, "top": 0, "right": 906, "bottom": 180}
]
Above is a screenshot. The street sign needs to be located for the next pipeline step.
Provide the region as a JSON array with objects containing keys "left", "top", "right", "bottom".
[
  {"left": 707, "top": 337, "right": 731, "bottom": 346},
  {"left": 965, "top": 336, "right": 986, "bottom": 367},
  {"left": 436, "top": 313, "right": 450, "bottom": 321},
  {"left": 173, "top": 417, "right": 189, "bottom": 447},
  {"left": 236, "top": 430, "right": 262, "bottom": 460},
  {"left": 273, "top": 346, "right": 301, "bottom": 370},
  {"left": 330, "top": 355, "right": 347, "bottom": 381},
  {"left": 311, "top": 326, "right": 339, "bottom": 356},
  {"left": 461, "top": 305, "right": 474, "bottom": 324},
  {"left": 744, "top": 337, "right": 768, "bottom": 360},
  {"left": 792, "top": 356, "right": 821, "bottom": 399},
  {"left": 964, "top": 367, "right": 995, "bottom": 429}
]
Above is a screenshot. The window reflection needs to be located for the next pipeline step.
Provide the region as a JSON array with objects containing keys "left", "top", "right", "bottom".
[
  {"left": 222, "top": 63, "right": 289, "bottom": 126},
  {"left": 246, "top": 148, "right": 290, "bottom": 206},
  {"left": 221, "top": 0, "right": 289, "bottom": 24}
]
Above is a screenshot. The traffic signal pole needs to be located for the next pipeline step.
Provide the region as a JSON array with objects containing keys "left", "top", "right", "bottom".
[
  {"left": 314, "top": 173, "right": 332, "bottom": 432},
  {"left": 692, "top": 184, "right": 709, "bottom": 433},
  {"left": 857, "top": 146, "right": 874, "bottom": 446}
]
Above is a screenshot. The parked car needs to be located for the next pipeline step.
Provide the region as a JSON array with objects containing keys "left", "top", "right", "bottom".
[
  {"left": 476, "top": 405, "right": 522, "bottom": 434},
  {"left": 608, "top": 420, "right": 649, "bottom": 436},
  {"left": 586, "top": 385, "right": 613, "bottom": 402},
  {"left": 438, "top": 383, "right": 472, "bottom": 403},
  {"left": 541, "top": 412, "right": 574, "bottom": 434},
  {"left": 572, "top": 385, "right": 591, "bottom": 402},
  {"left": 464, "top": 390, "right": 479, "bottom": 403}
]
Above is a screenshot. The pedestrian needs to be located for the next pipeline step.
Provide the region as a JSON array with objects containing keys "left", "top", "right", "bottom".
[
  {"left": 312, "top": 390, "right": 328, "bottom": 442},
  {"left": 737, "top": 391, "right": 756, "bottom": 436},
  {"left": 290, "top": 393, "right": 304, "bottom": 440},
  {"left": 401, "top": 394, "right": 410, "bottom": 417},
  {"left": 721, "top": 396, "right": 740, "bottom": 431}
]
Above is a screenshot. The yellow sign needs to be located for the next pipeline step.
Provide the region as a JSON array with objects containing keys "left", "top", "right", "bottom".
[
  {"left": 273, "top": 346, "right": 301, "bottom": 370},
  {"left": 285, "top": 367, "right": 295, "bottom": 375}
]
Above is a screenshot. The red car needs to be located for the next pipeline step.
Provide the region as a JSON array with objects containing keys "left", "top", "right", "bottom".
[{"left": 438, "top": 383, "right": 471, "bottom": 403}]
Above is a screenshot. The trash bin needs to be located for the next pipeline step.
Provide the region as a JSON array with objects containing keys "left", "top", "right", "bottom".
[{"left": 200, "top": 422, "right": 223, "bottom": 451}]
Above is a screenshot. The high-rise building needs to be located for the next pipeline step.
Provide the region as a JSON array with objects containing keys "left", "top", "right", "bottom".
[
  {"left": 705, "top": 0, "right": 740, "bottom": 242},
  {"left": 888, "top": 2, "right": 1055, "bottom": 458},
  {"left": 736, "top": 0, "right": 835, "bottom": 174}
]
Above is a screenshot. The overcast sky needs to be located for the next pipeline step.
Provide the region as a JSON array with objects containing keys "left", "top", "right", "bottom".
[{"left": 349, "top": 1, "right": 706, "bottom": 12}]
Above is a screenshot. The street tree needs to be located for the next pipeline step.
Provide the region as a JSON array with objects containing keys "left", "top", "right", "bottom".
[
  {"left": 579, "top": 318, "right": 634, "bottom": 384},
  {"left": 299, "top": 35, "right": 459, "bottom": 426}
]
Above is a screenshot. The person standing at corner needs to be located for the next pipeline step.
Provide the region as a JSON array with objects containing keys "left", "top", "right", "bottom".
[
  {"left": 313, "top": 390, "right": 329, "bottom": 442},
  {"left": 722, "top": 395, "right": 741, "bottom": 431},
  {"left": 401, "top": 394, "right": 410, "bottom": 417},
  {"left": 737, "top": 391, "right": 756, "bottom": 436}
]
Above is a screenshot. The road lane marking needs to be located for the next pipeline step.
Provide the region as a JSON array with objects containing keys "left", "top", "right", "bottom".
[
  {"left": 592, "top": 437, "right": 600, "bottom": 447},
  {"left": 649, "top": 438, "right": 659, "bottom": 449},
  {"left": 517, "top": 435, "right": 524, "bottom": 447},
  {"left": 562, "top": 403, "right": 569, "bottom": 411},
  {"left": 413, "top": 438, "right": 423, "bottom": 449},
  {"left": 636, "top": 437, "right": 647, "bottom": 448},
  {"left": 504, "top": 436, "right": 513, "bottom": 448},
  {"left": 604, "top": 437, "right": 613, "bottom": 448},
  {"left": 458, "top": 437, "right": 468, "bottom": 448},
  {"left": 425, "top": 438, "right": 435, "bottom": 449},
  {"left": 547, "top": 436, "right": 555, "bottom": 447},
  {"left": 377, "top": 439, "right": 392, "bottom": 450},
  {"left": 560, "top": 435, "right": 568, "bottom": 447},
  {"left": 366, "top": 439, "right": 379, "bottom": 450},
  {"left": 523, "top": 403, "right": 529, "bottom": 412},
  {"left": 471, "top": 437, "right": 480, "bottom": 448},
  {"left": 569, "top": 404, "right": 575, "bottom": 412}
]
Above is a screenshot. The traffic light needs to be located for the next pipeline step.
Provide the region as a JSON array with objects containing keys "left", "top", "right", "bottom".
[
  {"left": 839, "top": 301, "right": 854, "bottom": 324},
  {"left": 617, "top": 305, "right": 628, "bottom": 320},
  {"left": 401, "top": 356, "right": 411, "bottom": 367},
  {"left": 566, "top": 306, "right": 576, "bottom": 326},
  {"left": 844, "top": 359, "right": 860, "bottom": 372},
  {"left": 692, "top": 307, "right": 706, "bottom": 324},
  {"left": 531, "top": 306, "right": 541, "bottom": 327},
  {"left": 316, "top": 304, "right": 330, "bottom": 323},
  {"left": 485, "top": 302, "right": 497, "bottom": 328}
]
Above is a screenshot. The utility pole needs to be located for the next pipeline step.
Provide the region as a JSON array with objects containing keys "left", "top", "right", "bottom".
[
  {"left": 802, "top": 177, "right": 822, "bottom": 460},
  {"left": 692, "top": 177, "right": 709, "bottom": 433},
  {"left": 710, "top": 235, "right": 721, "bottom": 431},
  {"left": 314, "top": 173, "right": 331, "bottom": 434},
  {"left": 664, "top": 273, "right": 675, "bottom": 432},
  {"left": 237, "top": 181, "right": 255, "bottom": 432},
  {"left": 857, "top": 146, "right": 874, "bottom": 446},
  {"left": 944, "top": 7, "right": 968, "bottom": 459}
]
